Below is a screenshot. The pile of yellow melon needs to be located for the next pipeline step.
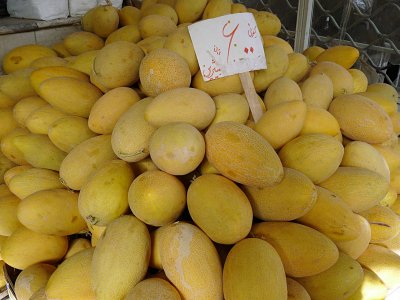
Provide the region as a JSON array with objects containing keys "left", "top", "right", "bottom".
[{"left": 0, "top": 0, "right": 400, "bottom": 299}]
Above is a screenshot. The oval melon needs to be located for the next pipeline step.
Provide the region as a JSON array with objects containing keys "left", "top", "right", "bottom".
[
  {"left": 128, "top": 170, "right": 186, "bottom": 226},
  {"left": 17, "top": 189, "right": 86, "bottom": 236},
  {"left": 13, "top": 96, "right": 47, "bottom": 128},
  {"left": 0, "top": 194, "right": 22, "bottom": 236},
  {"left": 205, "top": 121, "right": 283, "bottom": 187},
  {"left": 315, "top": 45, "right": 360, "bottom": 69},
  {"left": 1, "top": 226, "right": 68, "bottom": 269},
  {"left": 209, "top": 93, "right": 249, "bottom": 125},
  {"left": 300, "top": 73, "right": 333, "bottom": 109},
  {"left": 255, "top": 100, "right": 307, "bottom": 149},
  {"left": 79, "top": 160, "right": 134, "bottom": 226},
  {"left": 63, "top": 31, "right": 104, "bottom": 56},
  {"left": 92, "top": 215, "right": 151, "bottom": 300},
  {"left": 263, "top": 77, "right": 302, "bottom": 109},
  {"left": 223, "top": 238, "right": 287, "bottom": 300},
  {"left": 284, "top": 52, "right": 310, "bottom": 82},
  {"left": 45, "top": 248, "right": 95, "bottom": 300},
  {"left": 59, "top": 135, "right": 117, "bottom": 190},
  {"left": 349, "top": 68, "right": 368, "bottom": 93},
  {"left": 278, "top": 133, "right": 344, "bottom": 184},
  {"left": 319, "top": 166, "right": 389, "bottom": 213},
  {"left": 125, "top": 278, "right": 181, "bottom": 300},
  {"left": 149, "top": 122, "right": 205, "bottom": 175},
  {"left": 161, "top": 222, "right": 223, "bottom": 300},
  {"left": 145, "top": 87, "right": 215, "bottom": 130},
  {"left": 139, "top": 15, "right": 177, "bottom": 38},
  {"left": 243, "top": 167, "right": 317, "bottom": 221},
  {"left": 300, "top": 105, "right": 340, "bottom": 137},
  {"left": 187, "top": 174, "right": 253, "bottom": 244},
  {"left": 25, "top": 104, "right": 66, "bottom": 135},
  {"left": 250, "top": 221, "right": 339, "bottom": 277}
]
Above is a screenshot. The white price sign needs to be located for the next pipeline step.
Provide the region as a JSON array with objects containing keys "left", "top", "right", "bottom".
[{"left": 188, "top": 13, "right": 266, "bottom": 82}]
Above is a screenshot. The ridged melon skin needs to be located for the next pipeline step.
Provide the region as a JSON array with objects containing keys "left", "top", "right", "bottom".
[
  {"left": 223, "top": 238, "right": 287, "bottom": 300},
  {"left": 319, "top": 167, "right": 389, "bottom": 213},
  {"left": 250, "top": 222, "right": 339, "bottom": 278},
  {"left": 328, "top": 94, "right": 393, "bottom": 144},
  {"left": 139, "top": 48, "right": 191, "bottom": 97},
  {"left": 205, "top": 121, "right": 284, "bottom": 188},
  {"left": 278, "top": 133, "right": 344, "bottom": 184},
  {"left": 160, "top": 222, "right": 223, "bottom": 300}
]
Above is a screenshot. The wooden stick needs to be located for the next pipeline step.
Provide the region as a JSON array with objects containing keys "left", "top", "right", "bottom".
[{"left": 239, "top": 71, "right": 263, "bottom": 123}]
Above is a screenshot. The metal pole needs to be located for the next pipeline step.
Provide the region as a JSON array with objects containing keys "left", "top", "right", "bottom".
[{"left": 294, "top": 0, "right": 314, "bottom": 52}]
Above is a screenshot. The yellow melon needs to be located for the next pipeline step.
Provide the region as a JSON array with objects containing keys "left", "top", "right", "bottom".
[
  {"left": 17, "top": 189, "right": 86, "bottom": 236},
  {"left": 118, "top": 6, "right": 141, "bottom": 26},
  {"left": 63, "top": 31, "right": 104, "bottom": 56},
  {"left": 358, "top": 205, "right": 400, "bottom": 243},
  {"left": 252, "top": 11, "right": 281, "bottom": 36},
  {"left": 279, "top": 133, "right": 343, "bottom": 184},
  {"left": 111, "top": 98, "right": 156, "bottom": 162},
  {"left": 139, "top": 49, "right": 191, "bottom": 97},
  {"left": 297, "top": 186, "right": 360, "bottom": 241},
  {"left": 163, "top": 26, "right": 199, "bottom": 75},
  {"left": 192, "top": 72, "right": 245, "bottom": 96},
  {"left": 125, "top": 278, "right": 181, "bottom": 300},
  {"left": 38, "top": 77, "right": 102, "bottom": 118},
  {"left": 297, "top": 252, "right": 364, "bottom": 300},
  {"left": 303, "top": 45, "right": 325, "bottom": 62},
  {"left": 45, "top": 248, "right": 96, "bottom": 300},
  {"left": 255, "top": 100, "right": 306, "bottom": 149},
  {"left": 149, "top": 122, "right": 205, "bottom": 175},
  {"left": 139, "top": 15, "right": 177, "bottom": 38},
  {"left": 79, "top": 160, "right": 134, "bottom": 226},
  {"left": 92, "top": 5, "right": 119, "bottom": 38},
  {"left": 319, "top": 166, "right": 389, "bottom": 213},
  {"left": 67, "top": 50, "right": 98, "bottom": 75},
  {"left": 145, "top": 87, "right": 215, "bottom": 130},
  {"left": 12, "top": 96, "right": 47, "bottom": 127},
  {"left": 88, "top": 87, "right": 141, "bottom": 134},
  {"left": 0, "top": 194, "right": 22, "bottom": 236},
  {"left": 202, "top": 0, "right": 231, "bottom": 19},
  {"left": 8, "top": 167, "right": 64, "bottom": 199},
  {"left": 105, "top": 25, "right": 141, "bottom": 45},
  {"left": 223, "top": 238, "right": 287, "bottom": 300},
  {"left": 206, "top": 121, "right": 284, "bottom": 187},
  {"left": 0, "top": 107, "right": 18, "bottom": 140},
  {"left": 316, "top": 45, "right": 360, "bottom": 69},
  {"left": 161, "top": 222, "right": 223, "bottom": 299},
  {"left": 284, "top": 53, "right": 310, "bottom": 82},
  {"left": 253, "top": 45, "right": 289, "bottom": 92},
  {"left": 25, "top": 105, "right": 66, "bottom": 135},
  {"left": 15, "top": 263, "right": 56, "bottom": 300},
  {"left": 300, "top": 105, "right": 340, "bottom": 137},
  {"left": 30, "top": 56, "right": 67, "bottom": 68},
  {"left": 137, "top": 36, "right": 167, "bottom": 54},
  {"left": 243, "top": 167, "right": 317, "bottom": 221},
  {"left": 51, "top": 42, "right": 71, "bottom": 58},
  {"left": 175, "top": 0, "right": 207, "bottom": 23},
  {"left": 59, "top": 135, "right": 117, "bottom": 190},
  {"left": 187, "top": 174, "right": 253, "bottom": 244},
  {"left": 328, "top": 94, "right": 393, "bottom": 144},
  {"left": 92, "top": 41, "right": 145, "bottom": 89},
  {"left": 262, "top": 35, "right": 293, "bottom": 54},
  {"left": 64, "top": 238, "right": 91, "bottom": 259},
  {"left": 141, "top": 3, "right": 178, "bottom": 24},
  {"left": 250, "top": 221, "right": 339, "bottom": 277},
  {"left": 367, "top": 82, "right": 399, "bottom": 103},
  {"left": 263, "top": 77, "right": 302, "bottom": 109},
  {"left": 2, "top": 45, "right": 57, "bottom": 74},
  {"left": 310, "top": 61, "right": 354, "bottom": 97},
  {"left": 349, "top": 68, "right": 368, "bottom": 93},
  {"left": 341, "top": 141, "right": 390, "bottom": 182},
  {"left": 300, "top": 73, "right": 333, "bottom": 109},
  {"left": 346, "top": 268, "right": 387, "bottom": 300},
  {"left": 287, "top": 278, "right": 311, "bottom": 300},
  {"left": 128, "top": 170, "right": 186, "bottom": 226},
  {"left": 92, "top": 215, "right": 151, "bottom": 300},
  {"left": 358, "top": 91, "right": 397, "bottom": 116},
  {"left": 48, "top": 116, "right": 97, "bottom": 153},
  {"left": 334, "top": 214, "right": 371, "bottom": 260},
  {"left": 12, "top": 134, "right": 66, "bottom": 171},
  {"left": 1, "top": 226, "right": 68, "bottom": 269},
  {"left": 0, "top": 70, "right": 36, "bottom": 101},
  {"left": 357, "top": 244, "right": 400, "bottom": 289}
]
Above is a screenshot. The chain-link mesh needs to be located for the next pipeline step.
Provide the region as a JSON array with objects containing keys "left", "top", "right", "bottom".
[{"left": 237, "top": 0, "right": 400, "bottom": 91}]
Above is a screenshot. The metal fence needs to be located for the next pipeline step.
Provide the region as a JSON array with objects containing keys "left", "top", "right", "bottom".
[{"left": 238, "top": 0, "right": 400, "bottom": 91}]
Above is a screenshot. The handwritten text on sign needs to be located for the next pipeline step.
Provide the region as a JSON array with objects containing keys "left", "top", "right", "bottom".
[{"left": 188, "top": 13, "right": 266, "bottom": 81}]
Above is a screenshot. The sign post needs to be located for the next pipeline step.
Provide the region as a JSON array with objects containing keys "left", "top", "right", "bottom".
[{"left": 188, "top": 13, "right": 267, "bottom": 122}]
